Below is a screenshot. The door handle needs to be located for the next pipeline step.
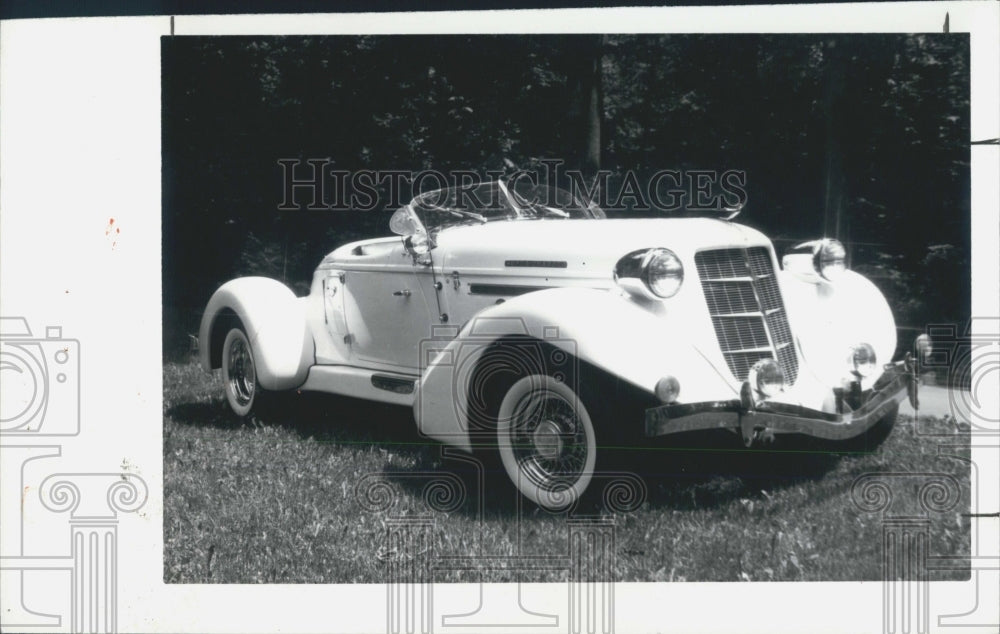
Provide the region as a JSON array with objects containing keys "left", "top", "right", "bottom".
[{"left": 393, "top": 289, "right": 411, "bottom": 297}]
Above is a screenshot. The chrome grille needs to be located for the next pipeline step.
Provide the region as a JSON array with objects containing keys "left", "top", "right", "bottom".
[
  {"left": 713, "top": 316, "right": 770, "bottom": 351},
  {"left": 696, "top": 248, "right": 750, "bottom": 280},
  {"left": 695, "top": 247, "right": 799, "bottom": 384},
  {"left": 701, "top": 282, "right": 758, "bottom": 315}
]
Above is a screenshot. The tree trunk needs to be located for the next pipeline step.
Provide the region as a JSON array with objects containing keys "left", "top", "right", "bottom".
[
  {"left": 581, "top": 35, "right": 603, "bottom": 180},
  {"left": 566, "top": 35, "right": 604, "bottom": 184}
]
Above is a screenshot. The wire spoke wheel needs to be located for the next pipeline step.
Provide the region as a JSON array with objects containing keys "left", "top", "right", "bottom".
[
  {"left": 228, "top": 336, "right": 255, "bottom": 405},
  {"left": 511, "top": 391, "right": 589, "bottom": 489},
  {"left": 222, "top": 328, "right": 258, "bottom": 417},
  {"left": 497, "top": 374, "right": 596, "bottom": 510}
]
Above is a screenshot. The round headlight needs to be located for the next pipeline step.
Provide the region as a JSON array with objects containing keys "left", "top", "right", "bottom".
[
  {"left": 849, "top": 342, "right": 877, "bottom": 377},
  {"left": 813, "top": 238, "right": 846, "bottom": 281},
  {"left": 644, "top": 248, "right": 684, "bottom": 298},
  {"left": 748, "top": 358, "right": 785, "bottom": 398}
]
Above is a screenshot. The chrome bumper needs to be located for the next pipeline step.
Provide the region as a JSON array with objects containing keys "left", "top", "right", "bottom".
[{"left": 644, "top": 358, "right": 918, "bottom": 445}]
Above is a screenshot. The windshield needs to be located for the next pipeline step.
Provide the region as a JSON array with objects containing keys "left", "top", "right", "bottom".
[{"left": 392, "top": 180, "right": 605, "bottom": 236}]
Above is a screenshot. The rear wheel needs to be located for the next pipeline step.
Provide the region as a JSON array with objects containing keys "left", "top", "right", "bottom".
[
  {"left": 496, "top": 374, "right": 597, "bottom": 511},
  {"left": 222, "top": 327, "right": 259, "bottom": 417}
]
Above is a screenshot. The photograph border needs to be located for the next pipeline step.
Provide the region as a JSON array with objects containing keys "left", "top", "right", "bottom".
[{"left": 1, "top": 2, "right": 997, "bottom": 632}]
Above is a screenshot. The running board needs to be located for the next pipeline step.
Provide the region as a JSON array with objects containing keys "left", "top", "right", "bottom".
[{"left": 298, "top": 365, "right": 418, "bottom": 406}]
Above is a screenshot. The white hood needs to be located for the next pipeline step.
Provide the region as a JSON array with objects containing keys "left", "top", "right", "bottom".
[{"left": 436, "top": 217, "right": 772, "bottom": 278}]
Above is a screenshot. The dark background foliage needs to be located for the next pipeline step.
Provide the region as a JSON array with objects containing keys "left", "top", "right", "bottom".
[{"left": 162, "top": 34, "right": 969, "bottom": 360}]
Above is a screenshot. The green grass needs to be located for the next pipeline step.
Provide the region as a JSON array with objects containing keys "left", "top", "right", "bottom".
[{"left": 163, "top": 360, "right": 970, "bottom": 583}]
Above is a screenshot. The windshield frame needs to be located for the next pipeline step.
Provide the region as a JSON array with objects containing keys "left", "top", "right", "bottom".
[{"left": 390, "top": 180, "right": 605, "bottom": 238}]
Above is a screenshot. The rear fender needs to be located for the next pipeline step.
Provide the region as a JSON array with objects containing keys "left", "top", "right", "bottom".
[
  {"left": 415, "top": 287, "right": 732, "bottom": 451},
  {"left": 198, "top": 277, "right": 313, "bottom": 390}
]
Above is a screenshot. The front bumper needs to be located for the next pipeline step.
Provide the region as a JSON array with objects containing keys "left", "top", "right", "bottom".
[{"left": 644, "top": 358, "right": 917, "bottom": 445}]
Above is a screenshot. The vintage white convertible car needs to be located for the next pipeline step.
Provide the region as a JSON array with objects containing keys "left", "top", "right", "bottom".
[{"left": 200, "top": 179, "right": 924, "bottom": 509}]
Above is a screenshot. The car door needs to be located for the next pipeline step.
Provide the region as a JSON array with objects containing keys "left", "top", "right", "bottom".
[
  {"left": 315, "top": 268, "right": 352, "bottom": 364},
  {"left": 340, "top": 239, "right": 437, "bottom": 371}
]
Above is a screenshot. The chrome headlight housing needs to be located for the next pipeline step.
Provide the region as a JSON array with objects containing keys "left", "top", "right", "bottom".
[
  {"left": 783, "top": 238, "right": 849, "bottom": 282},
  {"left": 813, "top": 238, "right": 847, "bottom": 281},
  {"left": 849, "top": 342, "right": 877, "bottom": 377},
  {"left": 748, "top": 358, "right": 786, "bottom": 398},
  {"left": 614, "top": 248, "right": 684, "bottom": 300}
]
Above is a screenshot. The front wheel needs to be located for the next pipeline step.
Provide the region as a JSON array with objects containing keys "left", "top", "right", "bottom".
[
  {"left": 221, "top": 327, "right": 260, "bottom": 417},
  {"left": 496, "top": 374, "right": 597, "bottom": 511}
]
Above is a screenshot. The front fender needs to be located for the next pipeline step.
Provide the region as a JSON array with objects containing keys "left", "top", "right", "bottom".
[
  {"left": 415, "top": 287, "right": 733, "bottom": 451},
  {"left": 198, "top": 277, "right": 313, "bottom": 390},
  {"left": 780, "top": 269, "right": 897, "bottom": 390}
]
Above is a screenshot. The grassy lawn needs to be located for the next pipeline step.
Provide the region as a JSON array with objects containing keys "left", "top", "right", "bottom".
[{"left": 164, "top": 360, "right": 970, "bottom": 584}]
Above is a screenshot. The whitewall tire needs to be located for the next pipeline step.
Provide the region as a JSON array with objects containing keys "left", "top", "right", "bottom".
[{"left": 496, "top": 374, "right": 597, "bottom": 510}]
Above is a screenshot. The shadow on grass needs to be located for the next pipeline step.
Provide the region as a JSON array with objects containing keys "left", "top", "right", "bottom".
[
  {"left": 167, "top": 391, "right": 422, "bottom": 443},
  {"left": 167, "top": 393, "right": 852, "bottom": 518},
  {"left": 628, "top": 433, "right": 846, "bottom": 510},
  {"left": 379, "top": 430, "right": 850, "bottom": 519}
]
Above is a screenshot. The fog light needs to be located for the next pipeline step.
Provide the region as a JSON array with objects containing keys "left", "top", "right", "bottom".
[
  {"left": 655, "top": 376, "right": 681, "bottom": 403},
  {"left": 850, "top": 342, "right": 877, "bottom": 377},
  {"left": 749, "top": 358, "right": 785, "bottom": 398}
]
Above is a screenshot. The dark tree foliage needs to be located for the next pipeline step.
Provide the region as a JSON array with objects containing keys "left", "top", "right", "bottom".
[{"left": 163, "top": 34, "right": 969, "bottom": 359}]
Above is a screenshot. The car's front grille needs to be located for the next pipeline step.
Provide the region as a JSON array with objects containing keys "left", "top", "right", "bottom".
[{"left": 695, "top": 247, "right": 799, "bottom": 384}]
